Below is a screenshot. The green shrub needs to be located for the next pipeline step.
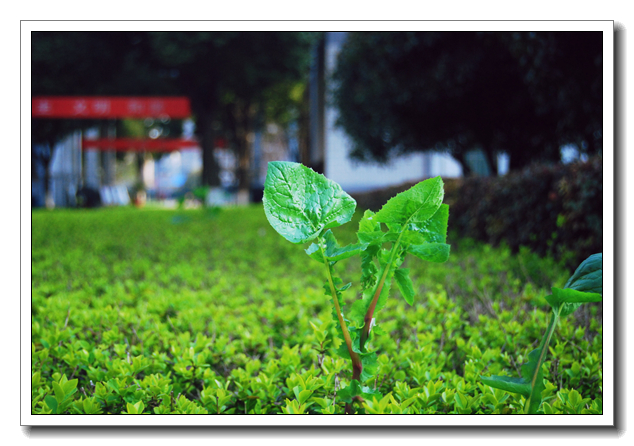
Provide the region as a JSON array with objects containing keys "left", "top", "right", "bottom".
[{"left": 31, "top": 206, "right": 602, "bottom": 414}]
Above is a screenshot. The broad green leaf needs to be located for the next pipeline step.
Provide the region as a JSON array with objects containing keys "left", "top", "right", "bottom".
[
  {"left": 547, "top": 287, "right": 603, "bottom": 305},
  {"left": 358, "top": 231, "right": 387, "bottom": 245},
  {"left": 394, "top": 268, "right": 415, "bottom": 305},
  {"left": 305, "top": 230, "right": 366, "bottom": 263},
  {"left": 454, "top": 391, "right": 469, "bottom": 410},
  {"left": 62, "top": 378, "right": 78, "bottom": 396},
  {"left": 309, "top": 320, "right": 330, "bottom": 344},
  {"left": 564, "top": 253, "right": 602, "bottom": 294},
  {"left": 546, "top": 253, "right": 603, "bottom": 316},
  {"left": 293, "top": 386, "right": 314, "bottom": 405},
  {"left": 400, "top": 394, "right": 420, "bottom": 410},
  {"left": 52, "top": 382, "right": 66, "bottom": 403},
  {"left": 45, "top": 395, "right": 58, "bottom": 414},
  {"left": 374, "top": 177, "right": 444, "bottom": 226},
  {"left": 32, "top": 371, "right": 41, "bottom": 389},
  {"left": 400, "top": 230, "right": 427, "bottom": 245},
  {"left": 263, "top": 161, "right": 356, "bottom": 244},
  {"left": 363, "top": 394, "right": 393, "bottom": 414},
  {"left": 407, "top": 243, "right": 451, "bottom": 263},
  {"left": 480, "top": 375, "right": 531, "bottom": 399},
  {"left": 408, "top": 203, "right": 449, "bottom": 244},
  {"left": 107, "top": 379, "right": 120, "bottom": 394},
  {"left": 83, "top": 399, "right": 95, "bottom": 414},
  {"left": 545, "top": 287, "right": 603, "bottom": 317},
  {"left": 542, "top": 402, "right": 554, "bottom": 414},
  {"left": 480, "top": 348, "right": 546, "bottom": 414},
  {"left": 310, "top": 397, "right": 331, "bottom": 409},
  {"left": 337, "top": 379, "right": 381, "bottom": 403}
]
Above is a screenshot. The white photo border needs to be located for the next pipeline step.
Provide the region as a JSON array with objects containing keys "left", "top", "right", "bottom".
[{"left": 21, "top": 19, "right": 615, "bottom": 428}]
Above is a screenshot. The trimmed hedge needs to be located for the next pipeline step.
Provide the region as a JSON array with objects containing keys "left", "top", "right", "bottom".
[{"left": 352, "top": 156, "right": 602, "bottom": 268}]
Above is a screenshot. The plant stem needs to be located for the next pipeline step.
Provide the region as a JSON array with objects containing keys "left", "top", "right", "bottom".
[
  {"left": 359, "top": 232, "right": 404, "bottom": 352},
  {"left": 524, "top": 309, "right": 560, "bottom": 414},
  {"left": 319, "top": 241, "right": 363, "bottom": 386}
]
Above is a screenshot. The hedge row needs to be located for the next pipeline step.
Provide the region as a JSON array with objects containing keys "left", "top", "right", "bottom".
[{"left": 352, "top": 156, "right": 603, "bottom": 268}]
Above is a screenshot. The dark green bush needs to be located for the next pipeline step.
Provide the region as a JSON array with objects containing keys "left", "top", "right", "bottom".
[{"left": 353, "top": 157, "right": 602, "bottom": 268}]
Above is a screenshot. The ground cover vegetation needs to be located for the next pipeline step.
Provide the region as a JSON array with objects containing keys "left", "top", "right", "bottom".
[{"left": 32, "top": 202, "right": 603, "bottom": 414}]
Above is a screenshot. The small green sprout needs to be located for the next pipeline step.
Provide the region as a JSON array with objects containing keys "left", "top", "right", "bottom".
[{"left": 263, "top": 161, "right": 450, "bottom": 413}]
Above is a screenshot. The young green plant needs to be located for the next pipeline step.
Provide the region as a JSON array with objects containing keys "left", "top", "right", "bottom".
[
  {"left": 480, "top": 253, "right": 603, "bottom": 414},
  {"left": 262, "top": 161, "right": 450, "bottom": 413}
]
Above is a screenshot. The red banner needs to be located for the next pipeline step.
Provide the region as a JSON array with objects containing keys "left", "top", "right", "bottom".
[
  {"left": 32, "top": 97, "right": 191, "bottom": 119},
  {"left": 82, "top": 138, "right": 200, "bottom": 152}
]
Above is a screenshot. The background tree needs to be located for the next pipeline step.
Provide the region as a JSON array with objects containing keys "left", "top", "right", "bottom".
[
  {"left": 504, "top": 32, "right": 603, "bottom": 157},
  {"left": 32, "top": 31, "right": 316, "bottom": 201},
  {"left": 128, "top": 31, "right": 316, "bottom": 200},
  {"left": 332, "top": 31, "right": 602, "bottom": 175},
  {"left": 31, "top": 31, "right": 176, "bottom": 198}
]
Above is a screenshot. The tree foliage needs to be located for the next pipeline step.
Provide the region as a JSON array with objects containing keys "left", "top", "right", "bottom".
[
  {"left": 332, "top": 32, "right": 602, "bottom": 175},
  {"left": 145, "top": 32, "right": 316, "bottom": 193}
]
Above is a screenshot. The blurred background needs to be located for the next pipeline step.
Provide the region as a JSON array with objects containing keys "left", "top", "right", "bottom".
[
  {"left": 31, "top": 31, "right": 602, "bottom": 206},
  {"left": 31, "top": 31, "right": 602, "bottom": 265}
]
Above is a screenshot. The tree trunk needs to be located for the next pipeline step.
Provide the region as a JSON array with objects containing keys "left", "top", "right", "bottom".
[
  {"left": 482, "top": 148, "right": 498, "bottom": 176},
  {"left": 297, "top": 87, "right": 311, "bottom": 165},
  {"left": 137, "top": 153, "right": 145, "bottom": 188},
  {"left": 508, "top": 143, "right": 535, "bottom": 172},
  {"left": 198, "top": 111, "right": 221, "bottom": 188},
  {"left": 43, "top": 142, "right": 53, "bottom": 208},
  {"left": 452, "top": 150, "right": 472, "bottom": 177},
  {"left": 228, "top": 101, "right": 254, "bottom": 205}
]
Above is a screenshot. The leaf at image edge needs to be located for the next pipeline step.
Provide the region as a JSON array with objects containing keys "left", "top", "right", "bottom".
[{"left": 564, "top": 253, "right": 602, "bottom": 295}]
